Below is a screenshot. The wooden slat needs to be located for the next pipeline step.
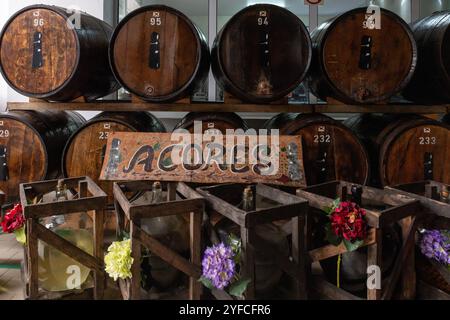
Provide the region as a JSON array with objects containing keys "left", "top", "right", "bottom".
[
  {"left": 386, "top": 186, "right": 450, "bottom": 219},
  {"left": 93, "top": 210, "right": 105, "bottom": 300},
  {"left": 379, "top": 201, "right": 420, "bottom": 227},
  {"left": 381, "top": 217, "right": 417, "bottom": 300},
  {"left": 129, "top": 199, "right": 204, "bottom": 220},
  {"left": 291, "top": 216, "right": 307, "bottom": 300},
  {"left": 257, "top": 184, "right": 307, "bottom": 205},
  {"left": 26, "top": 219, "right": 39, "bottom": 299},
  {"left": 367, "top": 228, "right": 383, "bottom": 300},
  {"left": 308, "top": 228, "right": 377, "bottom": 262},
  {"left": 130, "top": 222, "right": 141, "bottom": 300},
  {"left": 417, "top": 281, "right": 450, "bottom": 300},
  {"left": 8, "top": 101, "right": 449, "bottom": 114},
  {"left": 311, "top": 276, "right": 362, "bottom": 300},
  {"left": 189, "top": 209, "right": 203, "bottom": 300},
  {"left": 134, "top": 225, "right": 202, "bottom": 279},
  {"left": 246, "top": 203, "right": 307, "bottom": 227},
  {"left": 177, "top": 182, "right": 203, "bottom": 200},
  {"left": 23, "top": 197, "right": 106, "bottom": 219},
  {"left": 400, "top": 216, "right": 416, "bottom": 300},
  {"left": 34, "top": 222, "right": 100, "bottom": 271},
  {"left": 113, "top": 183, "right": 132, "bottom": 220},
  {"left": 196, "top": 189, "right": 246, "bottom": 226},
  {"left": 340, "top": 181, "right": 417, "bottom": 206},
  {"left": 241, "top": 227, "right": 256, "bottom": 300}
]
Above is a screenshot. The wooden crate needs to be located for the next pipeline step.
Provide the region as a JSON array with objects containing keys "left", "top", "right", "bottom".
[
  {"left": 113, "top": 181, "right": 204, "bottom": 300},
  {"left": 386, "top": 181, "right": 450, "bottom": 300},
  {"left": 296, "top": 181, "right": 421, "bottom": 300},
  {"left": 19, "top": 177, "right": 108, "bottom": 300},
  {"left": 196, "top": 183, "right": 309, "bottom": 300}
]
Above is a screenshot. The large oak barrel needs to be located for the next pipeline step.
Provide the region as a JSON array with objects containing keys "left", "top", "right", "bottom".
[
  {"left": 0, "top": 110, "right": 85, "bottom": 201},
  {"left": 308, "top": 7, "right": 417, "bottom": 104},
  {"left": 174, "top": 112, "right": 248, "bottom": 133},
  {"left": 265, "top": 113, "right": 369, "bottom": 185},
  {"left": 62, "top": 112, "right": 166, "bottom": 206},
  {"left": 403, "top": 11, "right": 450, "bottom": 103},
  {"left": 0, "top": 5, "right": 119, "bottom": 102},
  {"left": 442, "top": 113, "right": 450, "bottom": 124},
  {"left": 345, "top": 114, "right": 450, "bottom": 186},
  {"left": 109, "top": 5, "right": 210, "bottom": 102},
  {"left": 211, "top": 4, "right": 312, "bottom": 103}
]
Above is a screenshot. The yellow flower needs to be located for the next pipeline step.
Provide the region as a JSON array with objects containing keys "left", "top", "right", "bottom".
[{"left": 104, "top": 239, "right": 134, "bottom": 281}]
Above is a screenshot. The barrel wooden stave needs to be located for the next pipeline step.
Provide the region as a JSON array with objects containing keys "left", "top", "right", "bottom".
[
  {"left": 211, "top": 4, "right": 311, "bottom": 103},
  {"left": 308, "top": 7, "right": 417, "bottom": 104},
  {"left": 110, "top": 5, "right": 210, "bottom": 102},
  {"left": 265, "top": 113, "right": 369, "bottom": 185},
  {"left": 0, "top": 5, "right": 119, "bottom": 101},
  {"left": 0, "top": 110, "right": 85, "bottom": 201},
  {"left": 345, "top": 114, "right": 450, "bottom": 186},
  {"left": 63, "top": 112, "right": 166, "bottom": 205},
  {"left": 403, "top": 11, "right": 450, "bottom": 103}
]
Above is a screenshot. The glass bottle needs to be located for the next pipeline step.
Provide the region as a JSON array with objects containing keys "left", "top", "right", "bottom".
[
  {"left": 38, "top": 180, "right": 93, "bottom": 292},
  {"left": 141, "top": 182, "right": 189, "bottom": 290},
  {"left": 242, "top": 186, "right": 255, "bottom": 212}
]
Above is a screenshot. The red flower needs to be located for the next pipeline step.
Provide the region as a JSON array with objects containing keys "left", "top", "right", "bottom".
[
  {"left": 1, "top": 204, "right": 25, "bottom": 234},
  {"left": 330, "top": 201, "right": 367, "bottom": 243}
]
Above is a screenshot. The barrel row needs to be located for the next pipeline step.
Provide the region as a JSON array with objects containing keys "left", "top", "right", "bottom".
[
  {"left": 2, "top": 5, "right": 450, "bottom": 104},
  {"left": 0, "top": 110, "right": 448, "bottom": 206}
]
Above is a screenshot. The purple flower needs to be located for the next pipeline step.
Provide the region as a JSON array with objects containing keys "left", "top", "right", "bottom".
[
  {"left": 202, "top": 243, "right": 236, "bottom": 290},
  {"left": 420, "top": 230, "right": 450, "bottom": 266}
]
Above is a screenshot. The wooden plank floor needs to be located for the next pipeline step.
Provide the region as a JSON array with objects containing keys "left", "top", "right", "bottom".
[{"left": 0, "top": 233, "right": 24, "bottom": 300}]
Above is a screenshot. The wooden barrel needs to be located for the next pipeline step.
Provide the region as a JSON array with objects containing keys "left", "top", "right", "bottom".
[
  {"left": 211, "top": 4, "right": 312, "bottom": 103},
  {"left": 0, "top": 5, "right": 119, "bottom": 102},
  {"left": 442, "top": 113, "right": 450, "bottom": 124},
  {"left": 174, "top": 112, "right": 248, "bottom": 133},
  {"left": 265, "top": 113, "right": 369, "bottom": 185},
  {"left": 0, "top": 110, "right": 85, "bottom": 201},
  {"left": 62, "top": 112, "right": 166, "bottom": 205},
  {"left": 308, "top": 7, "right": 417, "bottom": 104},
  {"left": 403, "top": 11, "right": 450, "bottom": 103},
  {"left": 109, "top": 5, "right": 210, "bottom": 102},
  {"left": 345, "top": 114, "right": 450, "bottom": 186}
]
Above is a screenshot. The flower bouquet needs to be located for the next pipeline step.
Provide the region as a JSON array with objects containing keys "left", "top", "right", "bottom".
[
  {"left": 199, "top": 235, "right": 251, "bottom": 299},
  {"left": 1, "top": 204, "right": 26, "bottom": 245},
  {"left": 104, "top": 239, "right": 134, "bottom": 281},
  {"left": 323, "top": 199, "right": 368, "bottom": 288},
  {"left": 417, "top": 229, "right": 450, "bottom": 294}
]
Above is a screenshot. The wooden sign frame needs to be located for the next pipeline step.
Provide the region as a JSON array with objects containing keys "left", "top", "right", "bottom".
[{"left": 100, "top": 132, "right": 306, "bottom": 187}]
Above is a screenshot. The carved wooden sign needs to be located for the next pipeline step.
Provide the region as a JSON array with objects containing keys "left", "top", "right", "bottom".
[{"left": 99, "top": 132, "right": 306, "bottom": 187}]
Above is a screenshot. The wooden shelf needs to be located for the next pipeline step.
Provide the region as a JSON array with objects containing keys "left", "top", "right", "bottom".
[{"left": 6, "top": 101, "right": 450, "bottom": 114}]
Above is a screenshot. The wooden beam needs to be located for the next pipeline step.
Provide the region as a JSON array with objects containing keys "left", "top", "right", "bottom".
[
  {"left": 382, "top": 217, "right": 418, "bottom": 300},
  {"left": 8, "top": 101, "right": 449, "bottom": 114},
  {"left": 134, "top": 225, "right": 202, "bottom": 279},
  {"left": 309, "top": 228, "right": 377, "bottom": 262},
  {"left": 34, "top": 223, "right": 101, "bottom": 272}
]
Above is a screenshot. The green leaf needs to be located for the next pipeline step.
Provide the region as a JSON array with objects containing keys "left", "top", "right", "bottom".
[
  {"left": 323, "top": 198, "right": 341, "bottom": 215},
  {"left": 153, "top": 143, "right": 161, "bottom": 151},
  {"left": 198, "top": 276, "right": 214, "bottom": 290},
  {"left": 343, "top": 239, "right": 364, "bottom": 252},
  {"left": 228, "top": 278, "right": 251, "bottom": 298},
  {"left": 14, "top": 227, "right": 26, "bottom": 245},
  {"left": 325, "top": 224, "right": 341, "bottom": 246},
  {"left": 121, "top": 231, "right": 130, "bottom": 241}
]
